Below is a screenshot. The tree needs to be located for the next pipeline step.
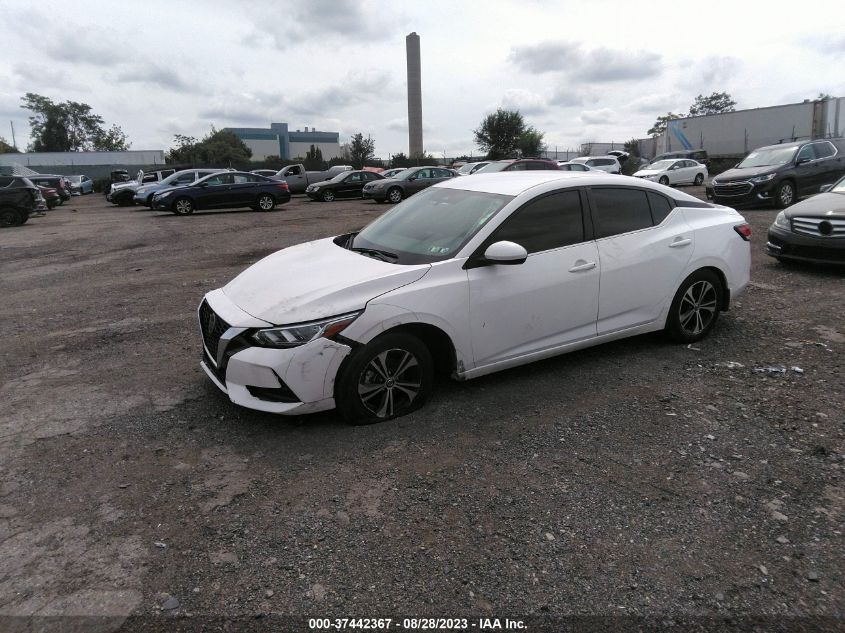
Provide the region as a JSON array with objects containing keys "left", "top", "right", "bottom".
[
  {"left": 688, "top": 92, "right": 736, "bottom": 117},
  {"left": 304, "top": 144, "right": 324, "bottom": 170},
  {"left": 517, "top": 126, "right": 545, "bottom": 157},
  {"left": 816, "top": 93, "right": 833, "bottom": 101},
  {"left": 648, "top": 112, "right": 683, "bottom": 137},
  {"left": 165, "top": 129, "right": 251, "bottom": 166},
  {"left": 623, "top": 138, "right": 641, "bottom": 158},
  {"left": 349, "top": 133, "right": 375, "bottom": 169},
  {"left": 0, "top": 136, "right": 18, "bottom": 153},
  {"left": 473, "top": 108, "right": 525, "bottom": 159},
  {"left": 20, "top": 93, "right": 130, "bottom": 152}
]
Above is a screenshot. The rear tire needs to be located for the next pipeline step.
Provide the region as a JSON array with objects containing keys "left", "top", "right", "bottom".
[
  {"left": 665, "top": 269, "right": 722, "bottom": 343},
  {"left": 694, "top": 173, "right": 704, "bottom": 185},
  {"left": 387, "top": 187, "right": 403, "bottom": 203},
  {"left": 0, "top": 207, "right": 23, "bottom": 227},
  {"left": 256, "top": 194, "right": 276, "bottom": 211},
  {"left": 173, "top": 197, "right": 195, "bottom": 215},
  {"left": 336, "top": 332, "right": 434, "bottom": 425}
]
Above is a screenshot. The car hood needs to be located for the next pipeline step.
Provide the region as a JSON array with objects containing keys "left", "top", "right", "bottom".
[
  {"left": 714, "top": 165, "right": 779, "bottom": 182},
  {"left": 782, "top": 192, "right": 845, "bottom": 218},
  {"left": 633, "top": 169, "right": 663, "bottom": 176},
  {"left": 222, "top": 237, "right": 431, "bottom": 324},
  {"left": 112, "top": 180, "right": 138, "bottom": 191}
]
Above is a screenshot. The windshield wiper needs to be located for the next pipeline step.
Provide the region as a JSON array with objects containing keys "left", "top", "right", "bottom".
[{"left": 350, "top": 247, "right": 399, "bottom": 262}]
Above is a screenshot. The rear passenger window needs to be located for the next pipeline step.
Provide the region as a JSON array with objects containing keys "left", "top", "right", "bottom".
[
  {"left": 591, "top": 188, "right": 653, "bottom": 238},
  {"left": 488, "top": 191, "right": 584, "bottom": 254},
  {"left": 647, "top": 192, "right": 674, "bottom": 224},
  {"left": 814, "top": 142, "right": 836, "bottom": 159}
]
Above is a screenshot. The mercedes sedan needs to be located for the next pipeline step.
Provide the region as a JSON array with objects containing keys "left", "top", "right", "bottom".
[
  {"left": 151, "top": 171, "right": 291, "bottom": 215},
  {"left": 197, "top": 172, "right": 750, "bottom": 423}
]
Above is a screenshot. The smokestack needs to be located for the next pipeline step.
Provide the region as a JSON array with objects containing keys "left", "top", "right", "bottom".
[{"left": 406, "top": 32, "right": 423, "bottom": 157}]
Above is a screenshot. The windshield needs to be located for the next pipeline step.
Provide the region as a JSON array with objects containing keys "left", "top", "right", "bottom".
[
  {"left": 738, "top": 146, "right": 797, "bottom": 168},
  {"left": 68, "top": 175, "right": 82, "bottom": 183},
  {"left": 647, "top": 160, "right": 676, "bottom": 170},
  {"left": 328, "top": 171, "right": 352, "bottom": 183},
  {"left": 351, "top": 187, "right": 513, "bottom": 264},
  {"left": 457, "top": 164, "right": 475, "bottom": 174},
  {"left": 473, "top": 162, "right": 511, "bottom": 174}
]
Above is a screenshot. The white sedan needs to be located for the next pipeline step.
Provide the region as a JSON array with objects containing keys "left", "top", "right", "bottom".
[
  {"left": 634, "top": 159, "right": 708, "bottom": 186},
  {"left": 557, "top": 161, "right": 594, "bottom": 172},
  {"left": 198, "top": 172, "right": 750, "bottom": 423}
]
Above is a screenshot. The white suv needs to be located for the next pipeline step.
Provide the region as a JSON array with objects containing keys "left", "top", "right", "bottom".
[
  {"left": 198, "top": 172, "right": 750, "bottom": 423},
  {"left": 570, "top": 156, "right": 622, "bottom": 174}
]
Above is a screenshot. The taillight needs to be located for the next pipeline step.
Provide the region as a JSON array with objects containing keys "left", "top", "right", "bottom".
[
  {"left": 276, "top": 182, "right": 289, "bottom": 191},
  {"left": 734, "top": 223, "right": 751, "bottom": 241}
]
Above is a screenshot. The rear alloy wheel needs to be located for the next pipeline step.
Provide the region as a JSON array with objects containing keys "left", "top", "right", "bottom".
[
  {"left": 387, "top": 187, "right": 403, "bottom": 203},
  {"left": 694, "top": 173, "right": 704, "bottom": 185},
  {"left": 666, "top": 270, "right": 722, "bottom": 343},
  {"left": 0, "top": 208, "right": 22, "bottom": 227},
  {"left": 173, "top": 197, "right": 195, "bottom": 215},
  {"left": 659, "top": 176, "right": 670, "bottom": 186},
  {"left": 336, "top": 332, "right": 433, "bottom": 424},
  {"left": 256, "top": 194, "right": 276, "bottom": 211},
  {"left": 321, "top": 189, "right": 335, "bottom": 202},
  {"left": 775, "top": 181, "right": 795, "bottom": 208}
]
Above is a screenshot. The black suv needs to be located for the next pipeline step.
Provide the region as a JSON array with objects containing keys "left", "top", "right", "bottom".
[
  {"left": 707, "top": 138, "right": 845, "bottom": 208},
  {"left": 0, "top": 176, "right": 42, "bottom": 227}
]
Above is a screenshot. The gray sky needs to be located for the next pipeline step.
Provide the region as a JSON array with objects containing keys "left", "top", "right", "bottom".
[{"left": 1, "top": 0, "right": 844, "bottom": 158}]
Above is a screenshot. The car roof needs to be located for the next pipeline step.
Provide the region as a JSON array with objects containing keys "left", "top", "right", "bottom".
[{"left": 436, "top": 171, "right": 705, "bottom": 202}]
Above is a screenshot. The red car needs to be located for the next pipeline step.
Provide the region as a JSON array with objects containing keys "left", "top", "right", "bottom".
[{"left": 38, "top": 186, "right": 61, "bottom": 209}]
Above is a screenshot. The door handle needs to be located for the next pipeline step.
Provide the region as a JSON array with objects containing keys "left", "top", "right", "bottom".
[
  {"left": 669, "top": 238, "right": 692, "bottom": 248},
  {"left": 568, "top": 260, "right": 596, "bottom": 272}
]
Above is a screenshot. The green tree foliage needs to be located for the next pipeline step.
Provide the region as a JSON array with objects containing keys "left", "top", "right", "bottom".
[
  {"left": 304, "top": 144, "right": 324, "bottom": 170},
  {"left": 0, "top": 136, "right": 19, "bottom": 153},
  {"left": 816, "top": 93, "right": 833, "bottom": 100},
  {"left": 648, "top": 112, "right": 683, "bottom": 137},
  {"left": 165, "top": 129, "right": 252, "bottom": 166},
  {"left": 349, "top": 133, "right": 375, "bottom": 169},
  {"left": 20, "top": 93, "right": 130, "bottom": 152},
  {"left": 517, "top": 126, "right": 545, "bottom": 157},
  {"left": 474, "top": 108, "right": 526, "bottom": 159},
  {"left": 623, "top": 138, "right": 641, "bottom": 158},
  {"left": 688, "top": 92, "right": 737, "bottom": 117}
]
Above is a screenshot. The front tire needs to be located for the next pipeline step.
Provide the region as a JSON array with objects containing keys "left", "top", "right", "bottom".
[
  {"left": 321, "top": 190, "right": 335, "bottom": 202},
  {"left": 659, "top": 176, "right": 669, "bottom": 186},
  {"left": 173, "top": 197, "right": 195, "bottom": 215},
  {"left": 256, "top": 194, "right": 276, "bottom": 211},
  {"left": 336, "top": 332, "right": 434, "bottom": 424},
  {"left": 387, "top": 187, "right": 403, "bottom": 203},
  {"left": 775, "top": 181, "right": 795, "bottom": 208},
  {"left": 665, "top": 270, "right": 722, "bottom": 343}
]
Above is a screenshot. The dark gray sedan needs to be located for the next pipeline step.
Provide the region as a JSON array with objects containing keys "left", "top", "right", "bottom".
[{"left": 361, "top": 166, "right": 456, "bottom": 203}]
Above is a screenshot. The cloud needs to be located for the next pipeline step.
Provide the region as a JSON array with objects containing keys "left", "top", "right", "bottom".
[
  {"left": 548, "top": 87, "right": 588, "bottom": 108},
  {"left": 509, "top": 41, "right": 662, "bottom": 82},
  {"left": 580, "top": 108, "right": 616, "bottom": 125},
  {"left": 629, "top": 94, "right": 684, "bottom": 115},
  {"left": 697, "top": 56, "right": 741, "bottom": 85},
  {"left": 287, "top": 70, "right": 392, "bottom": 116},
  {"left": 43, "top": 35, "right": 120, "bottom": 68},
  {"left": 243, "top": 0, "right": 393, "bottom": 51},
  {"left": 500, "top": 89, "right": 548, "bottom": 115},
  {"left": 115, "top": 64, "right": 196, "bottom": 92},
  {"left": 12, "top": 62, "right": 76, "bottom": 90}
]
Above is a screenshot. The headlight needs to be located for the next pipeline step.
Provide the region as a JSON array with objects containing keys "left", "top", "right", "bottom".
[
  {"left": 750, "top": 173, "right": 776, "bottom": 184},
  {"left": 251, "top": 312, "right": 360, "bottom": 348},
  {"left": 774, "top": 211, "right": 790, "bottom": 229}
]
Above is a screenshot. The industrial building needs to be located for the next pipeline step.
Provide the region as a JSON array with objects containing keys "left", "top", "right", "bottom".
[{"left": 224, "top": 122, "right": 341, "bottom": 161}]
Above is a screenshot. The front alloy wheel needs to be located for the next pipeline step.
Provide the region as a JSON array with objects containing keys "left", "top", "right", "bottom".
[
  {"left": 387, "top": 187, "right": 403, "bottom": 203},
  {"left": 666, "top": 270, "right": 722, "bottom": 343},
  {"left": 659, "top": 176, "right": 670, "bottom": 186},
  {"left": 337, "top": 332, "right": 433, "bottom": 424},
  {"left": 321, "top": 189, "right": 335, "bottom": 202},
  {"left": 775, "top": 181, "right": 795, "bottom": 208},
  {"left": 173, "top": 197, "right": 194, "bottom": 215}
]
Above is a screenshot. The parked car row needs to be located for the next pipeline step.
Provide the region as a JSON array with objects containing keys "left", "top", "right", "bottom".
[
  {"left": 150, "top": 171, "right": 291, "bottom": 215},
  {"left": 0, "top": 175, "right": 46, "bottom": 227}
]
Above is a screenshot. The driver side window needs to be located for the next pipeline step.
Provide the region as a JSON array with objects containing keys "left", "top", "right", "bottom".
[
  {"left": 486, "top": 190, "right": 585, "bottom": 255},
  {"left": 796, "top": 145, "right": 816, "bottom": 162}
]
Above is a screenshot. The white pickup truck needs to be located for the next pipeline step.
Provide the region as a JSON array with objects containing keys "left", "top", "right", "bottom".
[{"left": 271, "top": 164, "right": 353, "bottom": 193}]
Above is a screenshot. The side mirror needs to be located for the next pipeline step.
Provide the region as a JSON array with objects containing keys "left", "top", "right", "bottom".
[
  {"left": 483, "top": 241, "right": 528, "bottom": 265},
  {"left": 198, "top": 182, "right": 208, "bottom": 187},
  {"left": 820, "top": 183, "right": 833, "bottom": 193},
  {"left": 796, "top": 157, "right": 811, "bottom": 166}
]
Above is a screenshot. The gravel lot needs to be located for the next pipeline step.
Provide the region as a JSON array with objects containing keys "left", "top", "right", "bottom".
[{"left": 1, "top": 188, "right": 843, "bottom": 632}]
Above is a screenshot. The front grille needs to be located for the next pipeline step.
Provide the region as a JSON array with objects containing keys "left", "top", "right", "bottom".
[
  {"left": 198, "top": 300, "right": 230, "bottom": 364},
  {"left": 792, "top": 216, "right": 845, "bottom": 238},
  {"left": 713, "top": 181, "right": 753, "bottom": 197}
]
